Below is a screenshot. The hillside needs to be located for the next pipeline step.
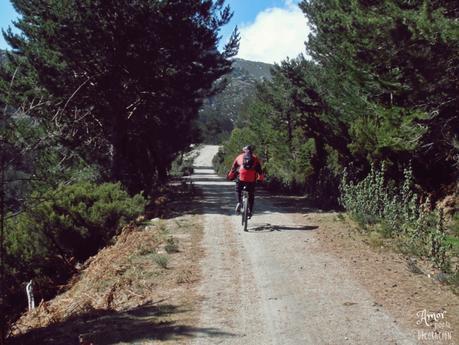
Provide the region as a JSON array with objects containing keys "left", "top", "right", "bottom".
[
  {"left": 197, "top": 58, "right": 272, "bottom": 144},
  {"left": 230, "top": 58, "right": 272, "bottom": 80},
  {"left": 11, "top": 202, "right": 204, "bottom": 344}
]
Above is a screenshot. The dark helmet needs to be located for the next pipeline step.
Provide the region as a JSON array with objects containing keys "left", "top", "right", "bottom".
[{"left": 243, "top": 145, "right": 253, "bottom": 152}]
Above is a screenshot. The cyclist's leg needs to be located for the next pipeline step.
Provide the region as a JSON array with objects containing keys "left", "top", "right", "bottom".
[{"left": 235, "top": 180, "right": 242, "bottom": 206}]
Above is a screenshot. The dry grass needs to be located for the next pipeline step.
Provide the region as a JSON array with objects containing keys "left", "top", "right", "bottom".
[
  {"left": 367, "top": 231, "right": 384, "bottom": 249},
  {"left": 10, "top": 214, "right": 204, "bottom": 345},
  {"left": 12, "top": 223, "right": 161, "bottom": 333}
]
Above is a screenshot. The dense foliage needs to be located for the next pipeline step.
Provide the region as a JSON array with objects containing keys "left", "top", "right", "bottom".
[
  {"left": 1, "top": 0, "right": 239, "bottom": 194},
  {"left": 213, "top": 0, "right": 458, "bottom": 288},
  {"left": 216, "top": 0, "right": 458, "bottom": 205},
  {"left": 0, "top": 0, "right": 239, "bottom": 339}
]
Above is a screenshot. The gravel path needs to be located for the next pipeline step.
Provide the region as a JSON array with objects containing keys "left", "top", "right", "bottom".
[{"left": 190, "top": 145, "right": 418, "bottom": 345}]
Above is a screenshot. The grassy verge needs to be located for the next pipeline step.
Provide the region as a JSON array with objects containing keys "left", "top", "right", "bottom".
[{"left": 340, "top": 165, "right": 458, "bottom": 292}]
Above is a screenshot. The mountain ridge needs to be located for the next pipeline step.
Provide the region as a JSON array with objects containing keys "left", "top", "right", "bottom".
[{"left": 197, "top": 58, "right": 273, "bottom": 144}]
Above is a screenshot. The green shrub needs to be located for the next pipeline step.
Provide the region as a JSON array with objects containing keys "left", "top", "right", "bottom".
[
  {"left": 212, "top": 147, "right": 228, "bottom": 176},
  {"left": 2, "top": 181, "right": 147, "bottom": 333},
  {"left": 7, "top": 181, "right": 147, "bottom": 262},
  {"left": 340, "top": 164, "right": 387, "bottom": 224},
  {"left": 164, "top": 237, "right": 179, "bottom": 253},
  {"left": 153, "top": 254, "right": 169, "bottom": 269},
  {"left": 170, "top": 151, "right": 196, "bottom": 177},
  {"left": 340, "top": 165, "right": 455, "bottom": 273},
  {"left": 368, "top": 231, "right": 384, "bottom": 249}
]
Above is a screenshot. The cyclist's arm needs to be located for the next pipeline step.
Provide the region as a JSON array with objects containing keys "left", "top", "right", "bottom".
[
  {"left": 227, "top": 156, "right": 240, "bottom": 180},
  {"left": 230, "top": 157, "right": 240, "bottom": 173}
]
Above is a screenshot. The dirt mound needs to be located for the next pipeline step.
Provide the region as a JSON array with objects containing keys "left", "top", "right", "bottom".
[{"left": 10, "top": 215, "right": 203, "bottom": 345}]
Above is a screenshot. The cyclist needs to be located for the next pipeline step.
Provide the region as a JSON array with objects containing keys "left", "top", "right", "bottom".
[{"left": 227, "top": 145, "right": 264, "bottom": 218}]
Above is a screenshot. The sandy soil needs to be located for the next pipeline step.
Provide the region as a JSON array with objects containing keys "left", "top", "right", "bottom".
[
  {"left": 189, "top": 145, "right": 458, "bottom": 345},
  {"left": 310, "top": 213, "right": 458, "bottom": 345}
]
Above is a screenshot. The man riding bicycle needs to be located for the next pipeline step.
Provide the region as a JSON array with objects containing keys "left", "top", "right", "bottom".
[{"left": 227, "top": 145, "right": 264, "bottom": 218}]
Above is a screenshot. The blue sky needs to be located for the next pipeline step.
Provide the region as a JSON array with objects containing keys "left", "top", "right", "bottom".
[
  {"left": 220, "top": 0, "right": 300, "bottom": 41},
  {"left": 224, "top": 0, "right": 309, "bottom": 63},
  {"left": 0, "top": 0, "right": 308, "bottom": 63},
  {"left": 0, "top": 0, "right": 19, "bottom": 49}
]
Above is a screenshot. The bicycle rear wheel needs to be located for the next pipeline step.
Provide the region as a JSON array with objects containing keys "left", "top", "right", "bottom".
[{"left": 242, "top": 193, "right": 249, "bottom": 232}]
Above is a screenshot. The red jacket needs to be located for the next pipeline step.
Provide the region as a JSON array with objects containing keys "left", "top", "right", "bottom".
[{"left": 229, "top": 153, "right": 263, "bottom": 182}]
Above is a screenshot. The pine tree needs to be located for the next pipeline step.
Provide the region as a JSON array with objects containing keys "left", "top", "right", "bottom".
[
  {"left": 299, "top": 0, "right": 458, "bottom": 190},
  {"left": 1, "top": 0, "right": 239, "bottom": 194}
]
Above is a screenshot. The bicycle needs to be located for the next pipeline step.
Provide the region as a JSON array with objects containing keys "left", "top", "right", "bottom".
[{"left": 241, "top": 185, "right": 250, "bottom": 232}]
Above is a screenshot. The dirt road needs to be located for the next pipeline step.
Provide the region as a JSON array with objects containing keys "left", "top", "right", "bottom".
[{"left": 189, "top": 145, "right": 422, "bottom": 345}]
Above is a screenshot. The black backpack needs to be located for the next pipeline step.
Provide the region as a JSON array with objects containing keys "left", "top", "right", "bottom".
[{"left": 242, "top": 151, "right": 254, "bottom": 169}]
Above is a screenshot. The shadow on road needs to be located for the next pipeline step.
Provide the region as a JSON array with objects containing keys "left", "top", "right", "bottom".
[
  {"left": 165, "top": 165, "right": 330, "bottom": 222},
  {"left": 172, "top": 171, "right": 320, "bottom": 217},
  {"left": 247, "top": 223, "right": 319, "bottom": 233},
  {"left": 9, "top": 302, "right": 237, "bottom": 345}
]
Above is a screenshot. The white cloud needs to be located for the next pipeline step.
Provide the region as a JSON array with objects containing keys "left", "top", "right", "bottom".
[{"left": 237, "top": 1, "right": 310, "bottom": 64}]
